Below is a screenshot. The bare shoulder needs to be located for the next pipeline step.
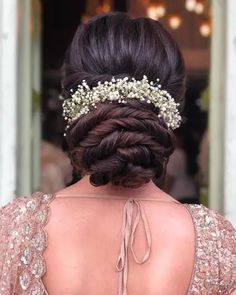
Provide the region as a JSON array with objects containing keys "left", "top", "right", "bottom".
[
  {"left": 149, "top": 201, "right": 196, "bottom": 252},
  {"left": 147, "top": 201, "right": 196, "bottom": 237}
]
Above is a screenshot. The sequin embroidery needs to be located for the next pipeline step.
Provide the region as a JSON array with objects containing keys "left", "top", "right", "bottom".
[{"left": 0, "top": 192, "right": 54, "bottom": 294}]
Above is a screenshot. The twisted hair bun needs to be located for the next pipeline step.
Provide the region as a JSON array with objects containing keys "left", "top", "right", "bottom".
[
  {"left": 63, "top": 13, "right": 186, "bottom": 188},
  {"left": 67, "top": 102, "right": 175, "bottom": 187}
]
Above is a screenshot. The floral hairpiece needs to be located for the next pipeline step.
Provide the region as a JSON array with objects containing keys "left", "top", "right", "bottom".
[{"left": 62, "top": 75, "right": 181, "bottom": 134}]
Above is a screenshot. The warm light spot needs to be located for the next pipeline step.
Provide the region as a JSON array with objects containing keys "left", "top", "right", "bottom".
[
  {"left": 147, "top": 5, "right": 158, "bottom": 20},
  {"left": 147, "top": 3, "right": 166, "bottom": 20},
  {"left": 195, "top": 1, "right": 204, "bottom": 14},
  {"left": 185, "top": 0, "right": 197, "bottom": 11},
  {"left": 156, "top": 3, "right": 166, "bottom": 18},
  {"left": 168, "top": 15, "right": 182, "bottom": 30},
  {"left": 199, "top": 21, "right": 211, "bottom": 37}
]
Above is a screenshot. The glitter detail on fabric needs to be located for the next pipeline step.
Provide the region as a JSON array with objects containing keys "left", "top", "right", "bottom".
[
  {"left": 185, "top": 204, "right": 236, "bottom": 295},
  {"left": 0, "top": 192, "right": 54, "bottom": 294}
]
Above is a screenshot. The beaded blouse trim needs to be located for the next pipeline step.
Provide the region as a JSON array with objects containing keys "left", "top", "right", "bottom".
[
  {"left": 0, "top": 192, "right": 55, "bottom": 294},
  {"left": 185, "top": 204, "right": 236, "bottom": 295}
]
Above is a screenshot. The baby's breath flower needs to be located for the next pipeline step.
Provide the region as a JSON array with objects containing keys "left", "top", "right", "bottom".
[{"left": 62, "top": 76, "right": 181, "bottom": 135}]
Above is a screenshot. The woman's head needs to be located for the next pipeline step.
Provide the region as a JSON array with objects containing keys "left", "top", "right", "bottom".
[{"left": 63, "top": 12, "right": 186, "bottom": 188}]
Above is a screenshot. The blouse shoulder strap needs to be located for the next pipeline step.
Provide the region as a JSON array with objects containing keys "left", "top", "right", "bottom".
[
  {"left": 0, "top": 196, "right": 28, "bottom": 293},
  {"left": 214, "top": 210, "right": 236, "bottom": 294},
  {"left": 185, "top": 204, "right": 236, "bottom": 295},
  {"left": 0, "top": 192, "right": 54, "bottom": 294}
]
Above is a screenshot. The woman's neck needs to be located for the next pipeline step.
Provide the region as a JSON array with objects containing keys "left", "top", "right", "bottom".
[{"left": 56, "top": 175, "right": 174, "bottom": 201}]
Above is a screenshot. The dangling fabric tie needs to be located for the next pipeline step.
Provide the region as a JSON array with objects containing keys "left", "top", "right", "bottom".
[{"left": 116, "top": 198, "right": 152, "bottom": 295}]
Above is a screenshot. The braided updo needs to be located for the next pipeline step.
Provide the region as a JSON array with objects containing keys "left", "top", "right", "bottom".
[{"left": 63, "top": 12, "right": 186, "bottom": 188}]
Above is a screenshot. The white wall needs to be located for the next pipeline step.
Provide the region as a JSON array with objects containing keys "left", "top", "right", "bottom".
[
  {"left": 210, "top": 0, "right": 236, "bottom": 226},
  {"left": 17, "top": 0, "right": 33, "bottom": 195},
  {"left": 0, "top": 0, "right": 41, "bottom": 206},
  {"left": 223, "top": 0, "right": 236, "bottom": 226},
  {"left": 0, "top": 0, "right": 18, "bottom": 205}
]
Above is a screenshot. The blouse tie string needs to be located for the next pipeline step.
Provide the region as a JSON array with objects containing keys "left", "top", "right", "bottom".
[{"left": 116, "top": 198, "right": 152, "bottom": 295}]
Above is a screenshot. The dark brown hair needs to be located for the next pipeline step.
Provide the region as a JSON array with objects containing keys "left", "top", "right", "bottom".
[{"left": 63, "top": 12, "right": 186, "bottom": 188}]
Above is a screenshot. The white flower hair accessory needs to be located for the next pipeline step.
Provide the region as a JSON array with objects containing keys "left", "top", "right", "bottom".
[{"left": 62, "top": 75, "right": 181, "bottom": 133}]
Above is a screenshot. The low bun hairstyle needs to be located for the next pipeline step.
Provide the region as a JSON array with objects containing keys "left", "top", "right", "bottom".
[{"left": 63, "top": 12, "right": 186, "bottom": 188}]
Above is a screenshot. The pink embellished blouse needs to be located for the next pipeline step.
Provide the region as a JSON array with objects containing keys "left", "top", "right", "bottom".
[{"left": 0, "top": 192, "right": 235, "bottom": 294}]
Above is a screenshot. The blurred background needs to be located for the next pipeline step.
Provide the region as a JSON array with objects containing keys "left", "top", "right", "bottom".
[{"left": 0, "top": 0, "right": 235, "bottom": 225}]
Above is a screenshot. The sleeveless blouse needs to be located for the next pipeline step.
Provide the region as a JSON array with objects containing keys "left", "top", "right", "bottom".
[{"left": 0, "top": 192, "right": 235, "bottom": 295}]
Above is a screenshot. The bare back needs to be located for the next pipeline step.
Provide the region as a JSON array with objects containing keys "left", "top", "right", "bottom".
[{"left": 43, "top": 196, "right": 195, "bottom": 295}]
